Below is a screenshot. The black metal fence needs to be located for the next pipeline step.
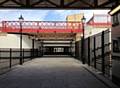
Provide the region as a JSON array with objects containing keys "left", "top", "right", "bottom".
[
  {"left": 84, "top": 29, "right": 111, "bottom": 76},
  {"left": 0, "top": 48, "right": 42, "bottom": 74}
]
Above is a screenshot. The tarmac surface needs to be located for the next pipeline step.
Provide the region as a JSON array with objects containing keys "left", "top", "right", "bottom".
[{"left": 0, "top": 57, "right": 118, "bottom": 88}]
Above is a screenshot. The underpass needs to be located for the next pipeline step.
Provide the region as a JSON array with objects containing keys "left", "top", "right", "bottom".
[{"left": 0, "top": 13, "right": 117, "bottom": 88}]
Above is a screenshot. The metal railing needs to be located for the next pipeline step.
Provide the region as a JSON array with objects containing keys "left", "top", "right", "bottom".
[
  {"left": 75, "top": 29, "right": 112, "bottom": 76},
  {"left": 2, "top": 21, "right": 83, "bottom": 30},
  {"left": 0, "top": 48, "right": 42, "bottom": 74},
  {"left": 1, "top": 21, "right": 83, "bottom": 33},
  {"left": 85, "top": 29, "right": 111, "bottom": 76}
]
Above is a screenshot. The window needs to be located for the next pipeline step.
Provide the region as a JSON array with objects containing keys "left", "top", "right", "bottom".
[
  {"left": 113, "top": 40, "right": 120, "bottom": 52},
  {"left": 112, "top": 13, "right": 119, "bottom": 26},
  {"left": 118, "top": 13, "right": 120, "bottom": 23}
]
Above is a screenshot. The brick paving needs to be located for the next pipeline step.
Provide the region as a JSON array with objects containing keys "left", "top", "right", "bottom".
[{"left": 0, "top": 57, "right": 118, "bottom": 88}]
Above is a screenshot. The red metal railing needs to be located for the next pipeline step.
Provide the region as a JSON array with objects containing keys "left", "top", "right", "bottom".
[
  {"left": 1, "top": 21, "right": 83, "bottom": 33},
  {"left": 87, "top": 14, "right": 112, "bottom": 27},
  {"left": 1, "top": 16, "right": 111, "bottom": 34}
]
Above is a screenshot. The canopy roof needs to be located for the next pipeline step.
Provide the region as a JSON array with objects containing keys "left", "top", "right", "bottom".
[{"left": 0, "top": 0, "right": 119, "bottom": 9}]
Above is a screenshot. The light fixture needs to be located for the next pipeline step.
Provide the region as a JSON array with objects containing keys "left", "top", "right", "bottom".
[
  {"left": 19, "top": 15, "right": 24, "bottom": 21},
  {"left": 109, "top": 5, "right": 120, "bottom": 15},
  {"left": 35, "top": 37, "right": 39, "bottom": 40},
  {"left": 81, "top": 15, "right": 86, "bottom": 23}
]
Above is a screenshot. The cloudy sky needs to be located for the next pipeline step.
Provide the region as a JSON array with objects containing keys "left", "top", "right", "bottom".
[{"left": 0, "top": 9, "right": 110, "bottom": 22}]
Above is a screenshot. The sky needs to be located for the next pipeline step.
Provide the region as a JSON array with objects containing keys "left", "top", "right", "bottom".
[{"left": 0, "top": 9, "right": 110, "bottom": 22}]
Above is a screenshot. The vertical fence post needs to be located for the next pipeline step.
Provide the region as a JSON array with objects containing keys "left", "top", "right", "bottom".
[
  {"left": 70, "top": 40, "right": 72, "bottom": 57},
  {"left": 81, "top": 38, "right": 83, "bottom": 62},
  {"left": 38, "top": 49, "right": 39, "bottom": 57},
  {"left": 94, "top": 36, "right": 96, "bottom": 68},
  {"left": 32, "top": 39, "right": 34, "bottom": 58},
  {"left": 41, "top": 41, "right": 43, "bottom": 56},
  {"left": 10, "top": 48, "right": 12, "bottom": 68},
  {"left": 0, "top": 49, "right": 1, "bottom": 59},
  {"left": 37, "top": 49, "right": 38, "bottom": 57},
  {"left": 75, "top": 42, "right": 77, "bottom": 58},
  {"left": 35, "top": 49, "right": 36, "bottom": 57},
  {"left": 36, "top": 49, "right": 37, "bottom": 57},
  {"left": 88, "top": 37, "right": 90, "bottom": 66},
  {"left": 31, "top": 49, "right": 32, "bottom": 59},
  {"left": 23, "top": 49, "right": 24, "bottom": 63},
  {"left": 102, "top": 31, "right": 105, "bottom": 75}
]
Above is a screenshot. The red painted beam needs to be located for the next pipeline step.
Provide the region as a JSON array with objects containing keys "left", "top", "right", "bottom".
[
  {"left": 38, "top": 29, "right": 82, "bottom": 33},
  {"left": 2, "top": 28, "right": 82, "bottom": 33},
  {"left": 87, "top": 22, "right": 112, "bottom": 26}
]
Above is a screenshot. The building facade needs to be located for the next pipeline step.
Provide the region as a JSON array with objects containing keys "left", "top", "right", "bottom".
[
  {"left": 66, "top": 13, "right": 84, "bottom": 57},
  {"left": 111, "top": 10, "right": 120, "bottom": 86}
]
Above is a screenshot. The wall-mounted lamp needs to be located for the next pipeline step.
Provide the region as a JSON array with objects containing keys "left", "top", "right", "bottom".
[
  {"left": 35, "top": 37, "right": 39, "bottom": 40},
  {"left": 109, "top": 5, "right": 120, "bottom": 15}
]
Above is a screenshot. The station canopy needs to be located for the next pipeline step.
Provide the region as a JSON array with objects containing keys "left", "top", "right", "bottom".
[{"left": 0, "top": 0, "right": 119, "bottom": 9}]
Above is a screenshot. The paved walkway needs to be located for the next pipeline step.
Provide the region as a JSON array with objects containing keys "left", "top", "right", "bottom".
[{"left": 0, "top": 57, "right": 118, "bottom": 88}]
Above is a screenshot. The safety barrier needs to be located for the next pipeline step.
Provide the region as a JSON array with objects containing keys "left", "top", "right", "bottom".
[
  {"left": 75, "top": 29, "right": 111, "bottom": 76},
  {"left": 85, "top": 29, "right": 111, "bottom": 76},
  {"left": 0, "top": 48, "right": 42, "bottom": 74}
]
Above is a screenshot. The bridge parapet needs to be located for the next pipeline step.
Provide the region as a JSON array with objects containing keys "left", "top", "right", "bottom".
[
  {"left": 87, "top": 14, "right": 111, "bottom": 28},
  {"left": 2, "top": 21, "right": 83, "bottom": 29},
  {"left": 1, "top": 21, "right": 83, "bottom": 33}
]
